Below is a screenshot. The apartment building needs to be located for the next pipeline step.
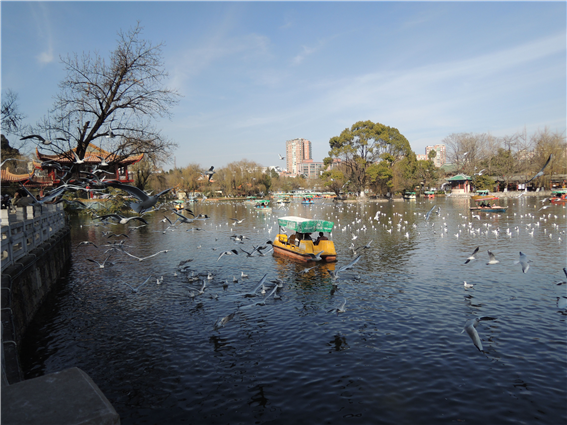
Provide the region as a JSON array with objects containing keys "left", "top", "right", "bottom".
[
  {"left": 425, "top": 144, "right": 446, "bottom": 167},
  {"left": 286, "top": 138, "right": 312, "bottom": 175}
]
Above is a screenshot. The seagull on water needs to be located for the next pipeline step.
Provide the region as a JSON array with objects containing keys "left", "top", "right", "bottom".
[
  {"left": 462, "top": 316, "right": 497, "bottom": 352},
  {"left": 464, "top": 247, "right": 480, "bottom": 264},
  {"left": 463, "top": 281, "right": 474, "bottom": 289}
]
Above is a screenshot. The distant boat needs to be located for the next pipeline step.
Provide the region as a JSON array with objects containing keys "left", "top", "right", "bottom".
[
  {"left": 470, "top": 197, "right": 508, "bottom": 213},
  {"left": 301, "top": 196, "right": 315, "bottom": 205},
  {"left": 471, "top": 190, "right": 496, "bottom": 201},
  {"left": 403, "top": 191, "right": 416, "bottom": 200},
  {"left": 423, "top": 190, "right": 435, "bottom": 199},
  {"left": 254, "top": 199, "right": 271, "bottom": 211},
  {"left": 550, "top": 189, "right": 567, "bottom": 204}
]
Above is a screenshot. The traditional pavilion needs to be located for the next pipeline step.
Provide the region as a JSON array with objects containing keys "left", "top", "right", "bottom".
[
  {"left": 446, "top": 174, "right": 472, "bottom": 194},
  {"left": 33, "top": 144, "right": 144, "bottom": 187},
  {"left": 0, "top": 169, "right": 36, "bottom": 186}
]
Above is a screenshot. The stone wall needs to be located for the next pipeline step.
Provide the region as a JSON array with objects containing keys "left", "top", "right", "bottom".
[{"left": 1, "top": 226, "right": 71, "bottom": 385}]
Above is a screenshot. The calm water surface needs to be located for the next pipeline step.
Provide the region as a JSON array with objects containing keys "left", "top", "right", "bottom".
[{"left": 21, "top": 196, "right": 567, "bottom": 425}]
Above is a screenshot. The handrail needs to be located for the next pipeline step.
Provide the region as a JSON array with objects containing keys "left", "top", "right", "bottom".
[{"left": 1, "top": 204, "right": 67, "bottom": 272}]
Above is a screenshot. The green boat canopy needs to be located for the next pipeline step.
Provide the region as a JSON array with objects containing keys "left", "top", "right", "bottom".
[
  {"left": 552, "top": 189, "right": 567, "bottom": 194},
  {"left": 278, "top": 216, "right": 334, "bottom": 233}
]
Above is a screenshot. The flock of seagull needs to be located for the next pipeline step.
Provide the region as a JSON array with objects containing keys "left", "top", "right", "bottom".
[{"left": 68, "top": 177, "right": 566, "bottom": 354}]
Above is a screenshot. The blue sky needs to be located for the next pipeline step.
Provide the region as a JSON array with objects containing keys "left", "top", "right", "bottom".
[{"left": 2, "top": 1, "right": 565, "bottom": 170}]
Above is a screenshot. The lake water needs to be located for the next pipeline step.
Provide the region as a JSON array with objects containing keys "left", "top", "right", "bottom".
[{"left": 21, "top": 196, "right": 567, "bottom": 425}]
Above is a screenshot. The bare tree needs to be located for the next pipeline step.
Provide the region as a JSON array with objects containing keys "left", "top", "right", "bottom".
[{"left": 30, "top": 23, "right": 179, "bottom": 170}]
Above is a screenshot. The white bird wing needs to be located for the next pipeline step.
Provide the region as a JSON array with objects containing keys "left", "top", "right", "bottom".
[
  {"left": 463, "top": 320, "right": 483, "bottom": 351},
  {"left": 519, "top": 252, "right": 529, "bottom": 273},
  {"left": 338, "top": 255, "right": 362, "bottom": 273}
]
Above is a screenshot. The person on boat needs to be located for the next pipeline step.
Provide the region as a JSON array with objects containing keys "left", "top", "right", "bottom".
[
  {"left": 288, "top": 233, "right": 298, "bottom": 246},
  {"left": 314, "top": 232, "right": 328, "bottom": 245},
  {"left": 303, "top": 233, "right": 313, "bottom": 242}
]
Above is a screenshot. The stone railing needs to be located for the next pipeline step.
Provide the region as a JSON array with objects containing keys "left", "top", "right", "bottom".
[{"left": 1, "top": 204, "right": 67, "bottom": 273}]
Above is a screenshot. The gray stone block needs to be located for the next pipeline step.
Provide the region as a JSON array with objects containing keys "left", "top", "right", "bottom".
[{"left": 2, "top": 367, "right": 120, "bottom": 425}]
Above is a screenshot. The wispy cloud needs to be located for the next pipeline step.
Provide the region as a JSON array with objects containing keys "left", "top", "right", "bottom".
[
  {"left": 31, "top": 3, "right": 55, "bottom": 64},
  {"left": 292, "top": 45, "right": 318, "bottom": 66}
]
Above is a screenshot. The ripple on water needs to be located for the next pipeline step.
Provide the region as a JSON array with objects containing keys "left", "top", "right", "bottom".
[{"left": 20, "top": 199, "right": 567, "bottom": 425}]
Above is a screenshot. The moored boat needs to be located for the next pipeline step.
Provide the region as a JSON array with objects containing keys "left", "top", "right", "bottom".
[
  {"left": 471, "top": 190, "right": 495, "bottom": 201},
  {"left": 272, "top": 216, "right": 337, "bottom": 262},
  {"left": 424, "top": 190, "right": 435, "bottom": 199},
  {"left": 403, "top": 191, "right": 416, "bottom": 200}
]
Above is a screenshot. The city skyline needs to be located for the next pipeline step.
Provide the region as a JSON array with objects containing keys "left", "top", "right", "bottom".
[{"left": 2, "top": 2, "right": 565, "bottom": 170}]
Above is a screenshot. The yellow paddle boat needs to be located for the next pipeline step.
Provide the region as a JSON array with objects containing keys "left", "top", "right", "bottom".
[{"left": 272, "top": 216, "right": 337, "bottom": 262}]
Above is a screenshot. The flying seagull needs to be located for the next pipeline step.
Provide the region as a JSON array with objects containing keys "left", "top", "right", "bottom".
[
  {"left": 20, "top": 134, "right": 66, "bottom": 145},
  {"left": 516, "top": 252, "right": 530, "bottom": 273},
  {"left": 327, "top": 255, "right": 362, "bottom": 279},
  {"left": 94, "top": 214, "right": 148, "bottom": 225},
  {"left": 328, "top": 298, "right": 347, "bottom": 314},
  {"left": 86, "top": 254, "right": 112, "bottom": 268},
  {"left": 462, "top": 316, "right": 497, "bottom": 352},
  {"left": 77, "top": 241, "right": 98, "bottom": 249},
  {"left": 464, "top": 247, "right": 480, "bottom": 264},
  {"left": 353, "top": 240, "right": 373, "bottom": 254},
  {"left": 278, "top": 154, "right": 285, "bottom": 160},
  {"left": 525, "top": 154, "right": 552, "bottom": 184},
  {"left": 486, "top": 250, "right": 499, "bottom": 265},
  {"left": 123, "top": 275, "right": 153, "bottom": 293},
  {"left": 214, "top": 311, "right": 237, "bottom": 329},
  {"left": 122, "top": 249, "right": 168, "bottom": 262},
  {"left": 425, "top": 205, "right": 436, "bottom": 221},
  {"left": 204, "top": 166, "right": 215, "bottom": 182},
  {"left": 217, "top": 249, "right": 239, "bottom": 262},
  {"left": 103, "top": 181, "right": 173, "bottom": 214}
]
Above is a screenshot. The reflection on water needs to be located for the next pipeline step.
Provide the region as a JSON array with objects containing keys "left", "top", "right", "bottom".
[{"left": 21, "top": 197, "right": 567, "bottom": 425}]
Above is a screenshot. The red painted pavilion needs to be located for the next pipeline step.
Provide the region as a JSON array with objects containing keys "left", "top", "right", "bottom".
[{"left": 33, "top": 144, "right": 144, "bottom": 187}]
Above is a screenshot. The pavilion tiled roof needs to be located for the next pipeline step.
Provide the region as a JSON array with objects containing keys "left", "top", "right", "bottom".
[
  {"left": 35, "top": 144, "right": 143, "bottom": 167},
  {"left": 446, "top": 174, "right": 472, "bottom": 181},
  {"left": 1, "top": 169, "right": 35, "bottom": 183}
]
